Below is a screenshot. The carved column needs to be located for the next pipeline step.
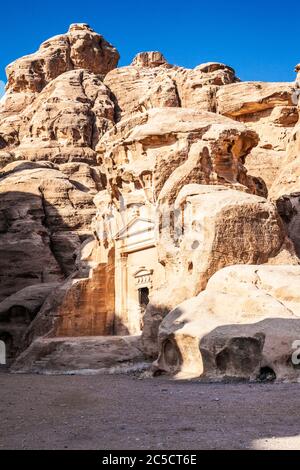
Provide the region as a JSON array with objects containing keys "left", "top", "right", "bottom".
[{"left": 114, "top": 252, "right": 128, "bottom": 335}]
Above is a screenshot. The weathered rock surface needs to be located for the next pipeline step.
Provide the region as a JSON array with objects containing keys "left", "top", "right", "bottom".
[
  {"left": 96, "top": 107, "right": 261, "bottom": 202},
  {"left": 217, "top": 82, "right": 295, "bottom": 117},
  {"left": 269, "top": 87, "right": 300, "bottom": 201},
  {"left": 104, "top": 53, "right": 238, "bottom": 119},
  {"left": 245, "top": 148, "right": 286, "bottom": 191},
  {"left": 0, "top": 24, "right": 118, "bottom": 169},
  {"left": 267, "top": 69, "right": 300, "bottom": 258},
  {"left": 142, "top": 185, "right": 292, "bottom": 358},
  {"left": 5, "top": 23, "right": 119, "bottom": 95},
  {"left": 216, "top": 82, "right": 298, "bottom": 189},
  {"left": 154, "top": 265, "right": 300, "bottom": 381},
  {"left": 0, "top": 70, "right": 115, "bottom": 165},
  {"left": 11, "top": 335, "right": 145, "bottom": 374},
  {"left": 0, "top": 283, "right": 59, "bottom": 322},
  {"left": 0, "top": 283, "right": 59, "bottom": 360},
  {"left": 22, "top": 261, "right": 115, "bottom": 347},
  {"left": 0, "top": 161, "right": 101, "bottom": 302}
]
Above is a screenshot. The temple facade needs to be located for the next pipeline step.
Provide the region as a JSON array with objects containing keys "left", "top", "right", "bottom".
[{"left": 92, "top": 194, "right": 165, "bottom": 336}]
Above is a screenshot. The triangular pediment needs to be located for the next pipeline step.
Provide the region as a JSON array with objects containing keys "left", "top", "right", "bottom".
[{"left": 115, "top": 217, "right": 155, "bottom": 241}]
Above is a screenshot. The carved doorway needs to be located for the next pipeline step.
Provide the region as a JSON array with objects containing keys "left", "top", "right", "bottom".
[{"left": 138, "top": 287, "right": 149, "bottom": 331}]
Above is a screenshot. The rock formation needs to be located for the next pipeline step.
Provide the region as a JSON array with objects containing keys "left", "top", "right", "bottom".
[
  {"left": 5, "top": 23, "right": 119, "bottom": 94},
  {"left": 267, "top": 65, "right": 300, "bottom": 259},
  {"left": 142, "top": 185, "right": 294, "bottom": 358},
  {"left": 216, "top": 81, "right": 298, "bottom": 189},
  {"left": 0, "top": 161, "right": 102, "bottom": 298},
  {"left": 104, "top": 54, "right": 238, "bottom": 120},
  {"left": 0, "top": 24, "right": 299, "bottom": 380},
  {"left": 0, "top": 23, "right": 118, "bottom": 168},
  {"left": 154, "top": 265, "right": 300, "bottom": 381}
]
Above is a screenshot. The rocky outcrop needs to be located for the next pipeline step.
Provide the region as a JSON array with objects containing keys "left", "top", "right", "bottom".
[
  {"left": 217, "top": 82, "right": 295, "bottom": 117},
  {"left": 0, "top": 26, "right": 119, "bottom": 361},
  {"left": 0, "top": 283, "right": 58, "bottom": 360},
  {"left": 142, "top": 185, "right": 292, "bottom": 358},
  {"left": 0, "top": 161, "right": 102, "bottom": 301},
  {"left": 216, "top": 82, "right": 298, "bottom": 189},
  {"left": 104, "top": 53, "right": 179, "bottom": 119},
  {"left": 267, "top": 67, "right": 300, "bottom": 258},
  {"left": 5, "top": 23, "right": 119, "bottom": 95},
  {"left": 96, "top": 107, "right": 261, "bottom": 202},
  {"left": 269, "top": 89, "right": 300, "bottom": 201},
  {"left": 131, "top": 51, "right": 169, "bottom": 68},
  {"left": 154, "top": 265, "right": 300, "bottom": 381},
  {"left": 104, "top": 54, "right": 238, "bottom": 119},
  {"left": 0, "top": 24, "right": 118, "bottom": 168},
  {"left": 0, "top": 70, "right": 115, "bottom": 165}
]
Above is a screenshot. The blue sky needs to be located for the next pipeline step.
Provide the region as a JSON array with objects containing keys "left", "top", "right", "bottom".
[{"left": 0, "top": 0, "right": 299, "bottom": 86}]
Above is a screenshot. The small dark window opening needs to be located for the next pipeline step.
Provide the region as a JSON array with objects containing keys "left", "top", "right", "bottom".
[{"left": 138, "top": 287, "right": 150, "bottom": 331}]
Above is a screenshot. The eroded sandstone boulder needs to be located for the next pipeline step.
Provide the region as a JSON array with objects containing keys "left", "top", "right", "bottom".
[
  {"left": 217, "top": 82, "right": 294, "bottom": 117},
  {"left": 154, "top": 265, "right": 300, "bottom": 381},
  {"left": 131, "top": 51, "right": 169, "bottom": 68}
]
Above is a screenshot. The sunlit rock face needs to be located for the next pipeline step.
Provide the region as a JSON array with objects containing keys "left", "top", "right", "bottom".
[
  {"left": 1, "top": 70, "right": 115, "bottom": 165},
  {"left": 104, "top": 55, "right": 238, "bottom": 120},
  {"left": 0, "top": 24, "right": 299, "bottom": 378},
  {"left": 5, "top": 23, "right": 119, "bottom": 95},
  {"left": 95, "top": 106, "right": 261, "bottom": 201},
  {"left": 154, "top": 265, "right": 300, "bottom": 381},
  {"left": 216, "top": 81, "right": 299, "bottom": 190},
  {"left": 268, "top": 65, "right": 300, "bottom": 260},
  {"left": 92, "top": 107, "right": 290, "bottom": 354},
  {"left": 0, "top": 23, "right": 119, "bottom": 167},
  {"left": 141, "top": 184, "right": 292, "bottom": 359}
]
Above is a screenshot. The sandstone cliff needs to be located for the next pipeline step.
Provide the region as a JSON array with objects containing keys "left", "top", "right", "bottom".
[{"left": 0, "top": 24, "right": 299, "bottom": 380}]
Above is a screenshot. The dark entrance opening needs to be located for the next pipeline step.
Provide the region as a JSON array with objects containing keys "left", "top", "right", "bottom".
[
  {"left": 138, "top": 287, "right": 150, "bottom": 330},
  {"left": 257, "top": 366, "right": 277, "bottom": 382}
]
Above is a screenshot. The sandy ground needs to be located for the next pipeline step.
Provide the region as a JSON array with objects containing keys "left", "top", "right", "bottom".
[{"left": 0, "top": 371, "right": 300, "bottom": 450}]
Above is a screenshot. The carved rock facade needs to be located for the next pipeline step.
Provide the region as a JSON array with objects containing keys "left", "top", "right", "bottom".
[{"left": 0, "top": 25, "right": 300, "bottom": 380}]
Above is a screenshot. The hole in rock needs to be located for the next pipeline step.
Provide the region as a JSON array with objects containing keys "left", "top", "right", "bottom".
[
  {"left": 257, "top": 366, "right": 277, "bottom": 382},
  {"left": 163, "top": 339, "right": 181, "bottom": 369}
]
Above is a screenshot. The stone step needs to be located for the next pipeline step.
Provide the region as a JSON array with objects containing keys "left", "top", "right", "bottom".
[{"left": 11, "top": 336, "right": 148, "bottom": 374}]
